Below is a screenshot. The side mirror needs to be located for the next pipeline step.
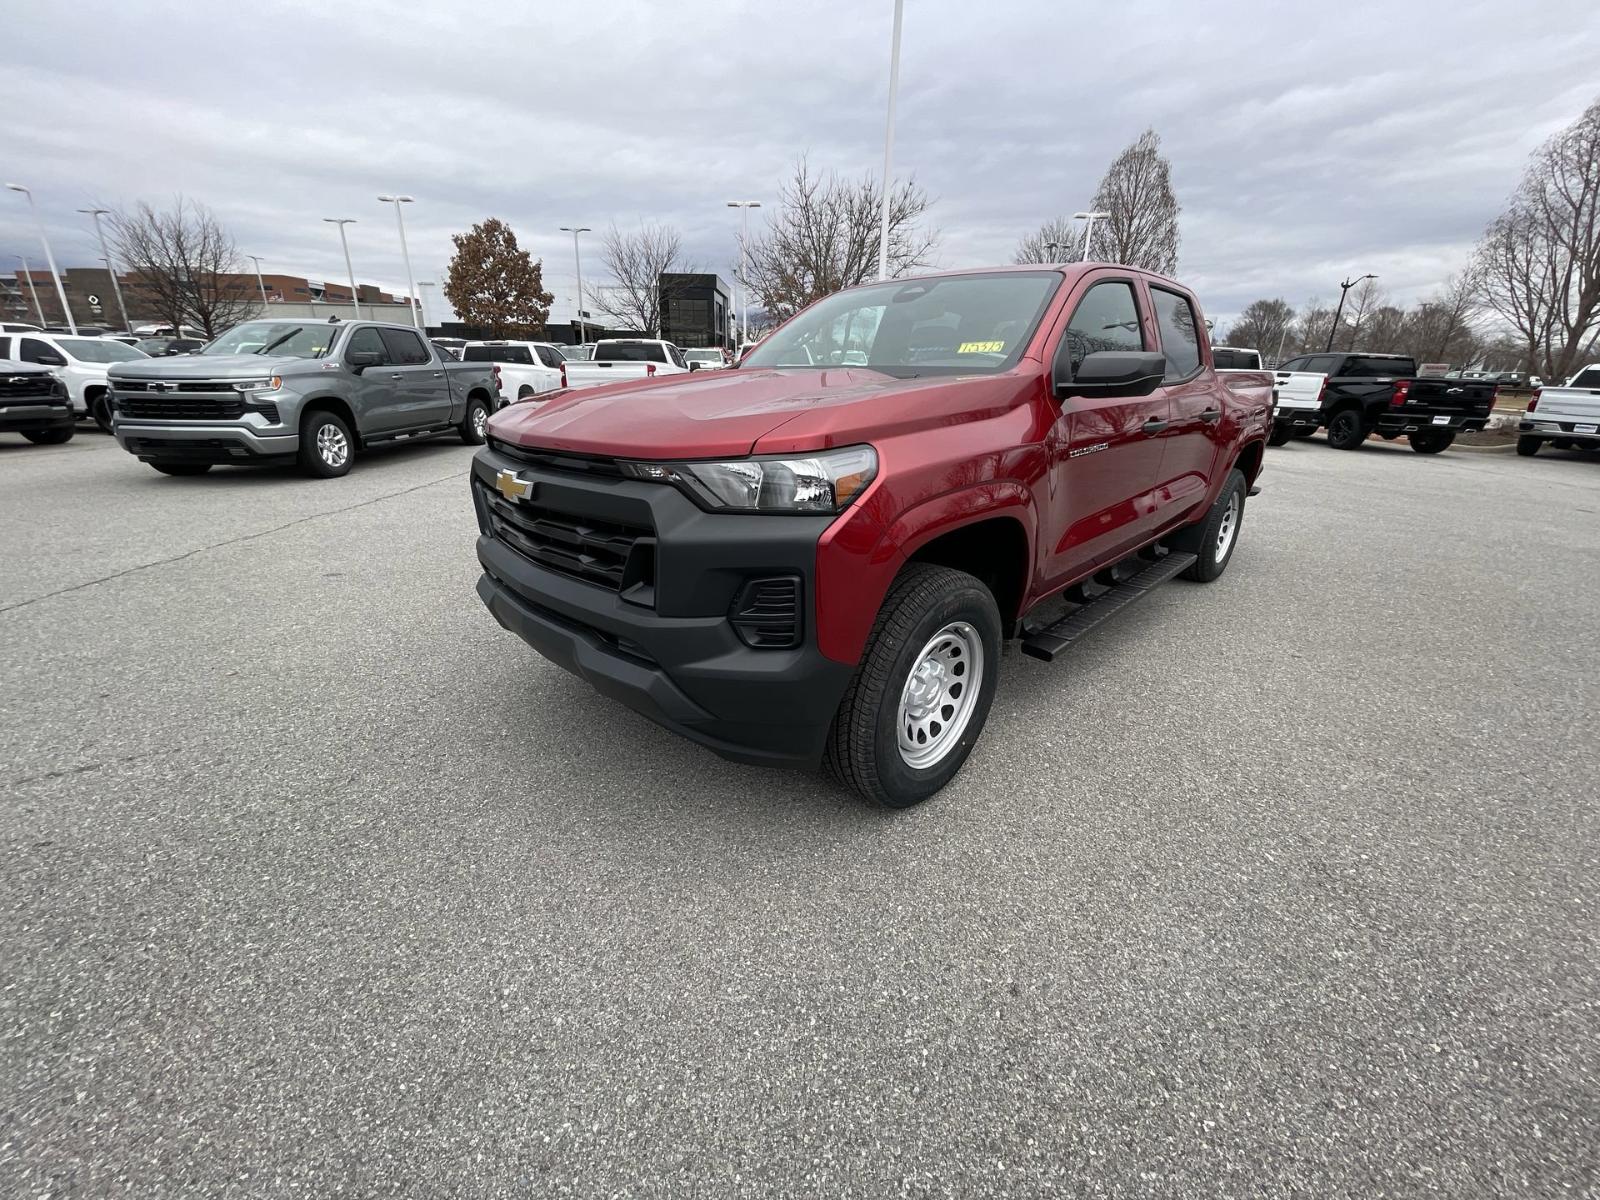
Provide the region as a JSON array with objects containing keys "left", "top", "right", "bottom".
[
  {"left": 688, "top": 361, "right": 702, "bottom": 371},
  {"left": 1055, "top": 350, "right": 1167, "bottom": 400},
  {"left": 348, "top": 350, "right": 381, "bottom": 372}
]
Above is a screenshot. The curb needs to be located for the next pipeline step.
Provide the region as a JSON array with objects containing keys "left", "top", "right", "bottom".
[{"left": 1449, "top": 442, "right": 1517, "bottom": 454}]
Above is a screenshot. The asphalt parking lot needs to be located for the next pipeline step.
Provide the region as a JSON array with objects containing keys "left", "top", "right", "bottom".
[{"left": 3, "top": 429, "right": 1597, "bottom": 1197}]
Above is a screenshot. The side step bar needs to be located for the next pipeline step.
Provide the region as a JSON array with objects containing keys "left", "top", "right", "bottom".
[{"left": 1020, "top": 551, "right": 1198, "bottom": 662}]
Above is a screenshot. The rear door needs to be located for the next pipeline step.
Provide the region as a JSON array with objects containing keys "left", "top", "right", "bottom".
[
  {"left": 1041, "top": 273, "right": 1169, "bottom": 586},
  {"left": 379, "top": 327, "right": 451, "bottom": 428},
  {"left": 1145, "top": 283, "right": 1224, "bottom": 528}
]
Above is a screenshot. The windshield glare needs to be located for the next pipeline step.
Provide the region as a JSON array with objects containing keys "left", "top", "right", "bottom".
[
  {"left": 741, "top": 272, "right": 1061, "bottom": 377},
  {"left": 58, "top": 338, "right": 148, "bottom": 363},
  {"left": 201, "top": 322, "right": 338, "bottom": 358}
]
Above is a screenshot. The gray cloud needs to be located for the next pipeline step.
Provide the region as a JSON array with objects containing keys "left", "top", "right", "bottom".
[{"left": 5, "top": 0, "right": 1596, "bottom": 331}]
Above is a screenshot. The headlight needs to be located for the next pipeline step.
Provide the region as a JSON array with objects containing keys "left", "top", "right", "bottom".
[
  {"left": 232, "top": 377, "right": 281, "bottom": 393},
  {"left": 620, "top": 445, "right": 877, "bottom": 514}
]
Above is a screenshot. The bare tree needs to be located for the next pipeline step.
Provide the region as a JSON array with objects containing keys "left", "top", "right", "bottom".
[
  {"left": 108, "top": 198, "right": 260, "bottom": 336},
  {"left": 596, "top": 222, "right": 696, "bottom": 336},
  {"left": 741, "top": 157, "right": 937, "bottom": 323},
  {"left": 1408, "top": 271, "right": 1483, "bottom": 365},
  {"left": 1343, "top": 277, "right": 1387, "bottom": 348},
  {"left": 1014, "top": 217, "right": 1079, "bottom": 264},
  {"left": 1472, "top": 96, "right": 1600, "bottom": 380},
  {"left": 1087, "top": 128, "right": 1181, "bottom": 272},
  {"left": 1219, "top": 298, "right": 1295, "bottom": 360}
]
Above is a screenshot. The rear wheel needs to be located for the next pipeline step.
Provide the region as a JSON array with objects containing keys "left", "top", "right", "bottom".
[
  {"left": 22, "top": 426, "right": 74, "bottom": 445},
  {"left": 1516, "top": 435, "right": 1541, "bottom": 457},
  {"left": 149, "top": 460, "right": 212, "bottom": 476},
  {"left": 823, "top": 564, "right": 1001, "bottom": 809},
  {"left": 299, "top": 409, "right": 354, "bottom": 478},
  {"left": 1170, "top": 469, "right": 1246, "bottom": 583},
  {"left": 1267, "top": 425, "right": 1292, "bottom": 446},
  {"left": 1326, "top": 408, "right": 1367, "bottom": 451},
  {"left": 459, "top": 397, "right": 490, "bottom": 445},
  {"left": 1408, "top": 429, "right": 1455, "bottom": 454}
]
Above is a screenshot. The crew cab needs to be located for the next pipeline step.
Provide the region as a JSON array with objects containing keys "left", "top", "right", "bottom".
[
  {"left": 0, "top": 331, "right": 149, "bottom": 432},
  {"left": 0, "top": 358, "right": 75, "bottom": 445},
  {"left": 1517, "top": 365, "right": 1600, "bottom": 457},
  {"left": 562, "top": 339, "right": 691, "bottom": 390},
  {"left": 461, "top": 340, "right": 568, "bottom": 407},
  {"left": 1272, "top": 351, "right": 1497, "bottom": 452},
  {"left": 471, "top": 265, "right": 1270, "bottom": 808},
  {"left": 107, "top": 318, "right": 498, "bottom": 478}
]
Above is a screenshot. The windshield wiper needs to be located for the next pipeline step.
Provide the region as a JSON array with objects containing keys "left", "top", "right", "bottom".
[{"left": 252, "top": 329, "right": 303, "bottom": 356}]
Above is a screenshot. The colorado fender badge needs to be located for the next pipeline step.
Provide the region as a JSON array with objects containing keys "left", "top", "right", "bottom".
[
  {"left": 495, "top": 470, "right": 535, "bottom": 502},
  {"left": 1069, "top": 442, "right": 1109, "bottom": 459}
]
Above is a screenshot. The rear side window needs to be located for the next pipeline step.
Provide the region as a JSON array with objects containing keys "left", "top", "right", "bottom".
[
  {"left": 1343, "top": 356, "right": 1414, "bottom": 378},
  {"left": 1150, "top": 287, "right": 1201, "bottom": 380},
  {"left": 535, "top": 346, "right": 564, "bottom": 368},
  {"left": 1303, "top": 355, "right": 1339, "bottom": 375},
  {"left": 1059, "top": 281, "right": 1144, "bottom": 376},
  {"left": 345, "top": 326, "right": 390, "bottom": 364},
  {"left": 1567, "top": 367, "right": 1600, "bottom": 388},
  {"left": 380, "top": 328, "right": 430, "bottom": 365},
  {"left": 596, "top": 342, "right": 668, "bottom": 363}
]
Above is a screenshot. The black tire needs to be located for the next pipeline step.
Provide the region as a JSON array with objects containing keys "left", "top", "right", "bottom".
[
  {"left": 1408, "top": 429, "right": 1455, "bottom": 454},
  {"left": 149, "top": 460, "right": 212, "bottom": 476},
  {"left": 1170, "top": 469, "right": 1247, "bottom": 583},
  {"left": 517, "top": 385, "right": 534, "bottom": 402},
  {"left": 1267, "top": 425, "right": 1292, "bottom": 447},
  {"left": 1515, "top": 435, "right": 1541, "bottom": 457},
  {"left": 459, "top": 397, "right": 490, "bottom": 445},
  {"left": 823, "top": 563, "right": 1002, "bottom": 809},
  {"left": 1325, "top": 407, "right": 1367, "bottom": 451},
  {"left": 22, "top": 425, "right": 75, "bottom": 445},
  {"left": 90, "top": 392, "right": 113, "bottom": 434},
  {"left": 298, "top": 409, "right": 354, "bottom": 478}
]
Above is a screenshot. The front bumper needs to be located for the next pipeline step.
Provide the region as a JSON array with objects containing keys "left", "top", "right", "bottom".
[
  {"left": 471, "top": 446, "right": 856, "bottom": 768},
  {"left": 113, "top": 420, "right": 299, "bottom": 464},
  {"left": 0, "top": 401, "right": 75, "bottom": 434},
  {"left": 1374, "top": 411, "right": 1488, "bottom": 435}
]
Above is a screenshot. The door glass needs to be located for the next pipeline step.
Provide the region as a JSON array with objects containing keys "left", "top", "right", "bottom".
[
  {"left": 1150, "top": 288, "right": 1201, "bottom": 380},
  {"left": 1060, "top": 282, "right": 1144, "bottom": 376},
  {"left": 346, "top": 326, "right": 390, "bottom": 364},
  {"left": 21, "top": 338, "right": 68, "bottom": 366},
  {"left": 379, "top": 328, "right": 430, "bottom": 365}
]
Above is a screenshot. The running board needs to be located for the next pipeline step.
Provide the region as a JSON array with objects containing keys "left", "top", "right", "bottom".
[{"left": 1020, "top": 551, "right": 1198, "bottom": 662}]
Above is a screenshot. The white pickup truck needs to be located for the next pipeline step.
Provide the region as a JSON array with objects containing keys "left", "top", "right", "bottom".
[
  {"left": 562, "top": 339, "right": 693, "bottom": 390},
  {"left": 461, "top": 340, "right": 567, "bottom": 408},
  {"left": 1518, "top": 365, "right": 1600, "bottom": 457}
]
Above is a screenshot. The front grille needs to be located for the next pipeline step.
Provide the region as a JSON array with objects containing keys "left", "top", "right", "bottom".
[
  {"left": 115, "top": 379, "right": 240, "bottom": 393},
  {"left": 477, "top": 479, "right": 654, "bottom": 593},
  {"left": 0, "top": 374, "right": 59, "bottom": 400},
  {"left": 117, "top": 396, "right": 250, "bottom": 420},
  {"left": 487, "top": 439, "right": 624, "bottom": 478},
  {"left": 730, "top": 576, "right": 803, "bottom": 649}
]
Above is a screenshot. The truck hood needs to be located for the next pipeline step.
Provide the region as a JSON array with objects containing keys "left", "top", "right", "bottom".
[
  {"left": 108, "top": 353, "right": 309, "bottom": 379},
  {"left": 488, "top": 367, "right": 967, "bottom": 458}
]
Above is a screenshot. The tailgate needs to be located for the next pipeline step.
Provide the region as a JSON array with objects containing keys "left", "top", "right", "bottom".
[
  {"left": 1534, "top": 385, "right": 1600, "bottom": 422},
  {"left": 1272, "top": 370, "right": 1324, "bottom": 410},
  {"left": 1402, "top": 379, "right": 1496, "bottom": 415}
]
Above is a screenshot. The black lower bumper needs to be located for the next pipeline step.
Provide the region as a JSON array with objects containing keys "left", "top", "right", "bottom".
[
  {"left": 1375, "top": 412, "right": 1487, "bottom": 435},
  {"left": 1274, "top": 409, "right": 1321, "bottom": 430},
  {"left": 0, "top": 403, "right": 75, "bottom": 434},
  {"left": 119, "top": 433, "right": 295, "bottom": 465}
]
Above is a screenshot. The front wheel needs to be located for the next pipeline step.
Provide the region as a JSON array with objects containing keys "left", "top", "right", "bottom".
[
  {"left": 1326, "top": 408, "right": 1367, "bottom": 451},
  {"left": 1516, "top": 435, "right": 1541, "bottom": 457},
  {"left": 1170, "top": 468, "right": 1247, "bottom": 583},
  {"left": 459, "top": 397, "right": 490, "bottom": 445},
  {"left": 1408, "top": 429, "right": 1455, "bottom": 454},
  {"left": 23, "top": 425, "right": 75, "bottom": 445},
  {"left": 149, "top": 460, "right": 212, "bottom": 476},
  {"left": 91, "top": 393, "right": 114, "bottom": 434},
  {"left": 299, "top": 409, "right": 354, "bottom": 478},
  {"left": 823, "top": 563, "right": 1001, "bottom": 809}
]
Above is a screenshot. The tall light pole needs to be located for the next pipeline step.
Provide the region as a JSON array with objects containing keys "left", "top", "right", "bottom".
[
  {"left": 16, "top": 255, "right": 46, "bottom": 326},
  {"left": 377, "top": 194, "right": 419, "bottom": 327},
  {"left": 1043, "top": 240, "right": 1064, "bottom": 261},
  {"left": 78, "top": 207, "right": 131, "bottom": 332},
  {"left": 1074, "top": 211, "right": 1110, "bottom": 263},
  {"left": 726, "top": 201, "right": 761, "bottom": 346},
  {"left": 876, "top": 0, "right": 906, "bottom": 282},
  {"left": 7, "top": 184, "right": 75, "bottom": 333},
  {"left": 245, "top": 254, "right": 270, "bottom": 308},
  {"left": 560, "top": 226, "right": 591, "bottom": 343},
  {"left": 1326, "top": 273, "right": 1377, "bottom": 352},
  {"left": 417, "top": 281, "right": 436, "bottom": 330},
  {"left": 323, "top": 218, "right": 360, "bottom": 319}
]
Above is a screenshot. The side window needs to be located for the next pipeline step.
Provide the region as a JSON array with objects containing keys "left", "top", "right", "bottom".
[
  {"left": 0, "top": 337, "right": 10, "bottom": 358},
  {"left": 1304, "top": 355, "right": 1340, "bottom": 375},
  {"left": 1149, "top": 287, "right": 1201, "bottom": 381},
  {"left": 1058, "top": 281, "right": 1144, "bottom": 376},
  {"left": 379, "top": 328, "right": 429, "bottom": 365},
  {"left": 535, "top": 346, "right": 562, "bottom": 368},
  {"left": 1278, "top": 356, "right": 1307, "bottom": 372},
  {"left": 668, "top": 344, "right": 687, "bottom": 369},
  {"left": 346, "top": 326, "right": 390, "bottom": 364},
  {"left": 20, "top": 338, "right": 68, "bottom": 367}
]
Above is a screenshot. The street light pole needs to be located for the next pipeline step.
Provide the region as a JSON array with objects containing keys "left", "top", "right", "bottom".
[
  {"left": 7, "top": 184, "right": 76, "bottom": 333},
  {"left": 560, "top": 226, "right": 591, "bottom": 343},
  {"left": 245, "top": 254, "right": 269, "bottom": 308},
  {"left": 324, "top": 219, "right": 360, "bottom": 319},
  {"left": 726, "top": 201, "right": 761, "bottom": 346},
  {"left": 876, "top": 0, "right": 905, "bottom": 282},
  {"left": 1073, "top": 211, "right": 1110, "bottom": 262},
  {"left": 378, "top": 194, "right": 420, "bottom": 328},
  {"left": 79, "top": 207, "right": 131, "bottom": 332},
  {"left": 16, "top": 255, "right": 46, "bottom": 326},
  {"left": 1325, "top": 273, "right": 1377, "bottom": 352},
  {"left": 1043, "top": 240, "right": 1063, "bottom": 261}
]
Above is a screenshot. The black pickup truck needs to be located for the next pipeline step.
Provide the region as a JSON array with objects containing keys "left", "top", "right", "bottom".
[{"left": 1273, "top": 351, "right": 1498, "bottom": 453}]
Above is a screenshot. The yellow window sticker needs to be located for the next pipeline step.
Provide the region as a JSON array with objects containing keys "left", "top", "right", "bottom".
[{"left": 957, "top": 340, "right": 1005, "bottom": 353}]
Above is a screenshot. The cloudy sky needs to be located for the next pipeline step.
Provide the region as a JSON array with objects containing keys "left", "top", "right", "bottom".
[{"left": 5, "top": 0, "right": 1597, "bottom": 331}]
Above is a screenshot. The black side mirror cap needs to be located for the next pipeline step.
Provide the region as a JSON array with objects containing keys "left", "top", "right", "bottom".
[
  {"left": 1055, "top": 350, "right": 1167, "bottom": 400},
  {"left": 688, "top": 361, "right": 702, "bottom": 371},
  {"left": 348, "top": 350, "right": 381, "bottom": 371}
]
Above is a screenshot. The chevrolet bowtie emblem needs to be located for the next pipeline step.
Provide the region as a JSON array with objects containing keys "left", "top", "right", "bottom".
[{"left": 495, "top": 469, "right": 535, "bottom": 502}]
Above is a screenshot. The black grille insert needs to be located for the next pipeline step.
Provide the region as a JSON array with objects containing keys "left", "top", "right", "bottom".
[
  {"left": 477, "top": 479, "right": 654, "bottom": 593},
  {"left": 730, "top": 576, "right": 803, "bottom": 649},
  {"left": 0, "top": 374, "right": 59, "bottom": 400},
  {"left": 487, "top": 439, "right": 624, "bottom": 478},
  {"left": 116, "top": 396, "right": 250, "bottom": 420}
]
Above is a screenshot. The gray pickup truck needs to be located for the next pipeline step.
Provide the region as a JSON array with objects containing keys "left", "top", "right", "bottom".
[{"left": 106, "top": 318, "right": 499, "bottom": 478}]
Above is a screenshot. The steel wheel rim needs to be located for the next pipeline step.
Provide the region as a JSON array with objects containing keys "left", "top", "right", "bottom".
[
  {"left": 472, "top": 406, "right": 488, "bottom": 438},
  {"left": 897, "top": 621, "right": 983, "bottom": 769},
  {"left": 317, "top": 424, "right": 349, "bottom": 467},
  {"left": 1215, "top": 490, "right": 1240, "bottom": 561}
]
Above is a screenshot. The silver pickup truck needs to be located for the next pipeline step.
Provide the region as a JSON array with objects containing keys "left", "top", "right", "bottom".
[{"left": 107, "top": 318, "right": 499, "bottom": 478}]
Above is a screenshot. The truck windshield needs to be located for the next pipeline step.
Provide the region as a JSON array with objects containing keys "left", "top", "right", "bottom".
[
  {"left": 1568, "top": 368, "right": 1600, "bottom": 388},
  {"left": 1212, "top": 348, "right": 1260, "bottom": 370},
  {"left": 201, "top": 322, "right": 339, "bottom": 358},
  {"left": 741, "top": 272, "right": 1060, "bottom": 377},
  {"left": 1344, "top": 356, "right": 1415, "bottom": 378},
  {"left": 464, "top": 345, "right": 534, "bottom": 365},
  {"left": 595, "top": 343, "right": 669, "bottom": 363},
  {"left": 56, "top": 338, "right": 147, "bottom": 363}
]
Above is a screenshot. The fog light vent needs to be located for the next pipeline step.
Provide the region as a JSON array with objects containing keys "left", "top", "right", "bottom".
[{"left": 730, "top": 576, "right": 802, "bottom": 649}]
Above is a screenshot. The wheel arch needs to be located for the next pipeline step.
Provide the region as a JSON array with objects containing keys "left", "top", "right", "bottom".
[
  {"left": 901, "top": 510, "right": 1033, "bottom": 636},
  {"left": 299, "top": 395, "right": 360, "bottom": 446}
]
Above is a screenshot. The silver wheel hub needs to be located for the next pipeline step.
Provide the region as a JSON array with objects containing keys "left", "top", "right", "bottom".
[
  {"left": 897, "top": 621, "right": 983, "bottom": 770},
  {"left": 473, "top": 407, "right": 488, "bottom": 437},
  {"left": 317, "top": 424, "right": 349, "bottom": 467},
  {"left": 1215, "top": 491, "right": 1239, "bottom": 562}
]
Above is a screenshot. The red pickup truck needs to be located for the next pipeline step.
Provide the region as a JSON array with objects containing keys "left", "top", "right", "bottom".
[{"left": 472, "top": 265, "right": 1270, "bottom": 807}]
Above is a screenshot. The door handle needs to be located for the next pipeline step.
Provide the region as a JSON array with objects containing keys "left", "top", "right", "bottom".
[
  {"left": 1199, "top": 407, "right": 1222, "bottom": 423},
  {"left": 431, "top": 372, "right": 444, "bottom": 378},
  {"left": 1142, "top": 418, "right": 1168, "bottom": 435},
  {"left": 390, "top": 373, "right": 404, "bottom": 380}
]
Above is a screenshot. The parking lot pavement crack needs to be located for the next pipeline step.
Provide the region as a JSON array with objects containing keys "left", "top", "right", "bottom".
[{"left": 0, "top": 468, "right": 470, "bottom": 616}]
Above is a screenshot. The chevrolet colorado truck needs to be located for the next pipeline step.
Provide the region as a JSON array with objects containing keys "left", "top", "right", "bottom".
[
  {"left": 1272, "top": 351, "right": 1497, "bottom": 452},
  {"left": 1517, "top": 365, "right": 1600, "bottom": 457},
  {"left": 471, "top": 266, "right": 1269, "bottom": 807},
  {"left": 107, "top": 318, "right": 498, "bottom": 478},
  {"left": 562, "top": 339, "right": 692, "bottom": 390},
  {"left": 0, "top": 359, "right": 75, "bottom": 445}
]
